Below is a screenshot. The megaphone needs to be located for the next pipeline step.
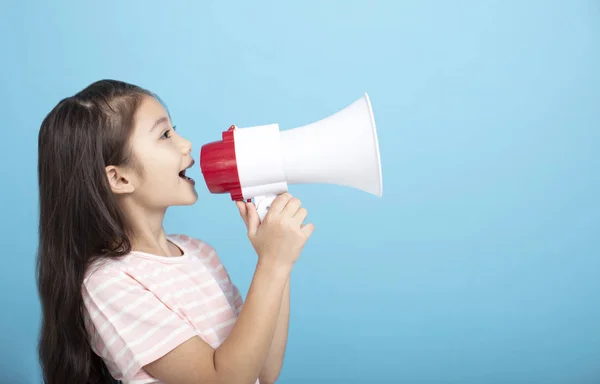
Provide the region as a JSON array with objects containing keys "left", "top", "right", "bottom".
[{"left": 199, "top": 93, "right": 383, "bottom": 221}]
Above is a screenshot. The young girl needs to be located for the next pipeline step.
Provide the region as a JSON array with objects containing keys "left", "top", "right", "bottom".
[{"left": 36, "top": 79, "right": 314, "bottom": 384}]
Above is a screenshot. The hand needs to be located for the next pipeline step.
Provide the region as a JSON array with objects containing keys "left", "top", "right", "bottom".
[{"left": 236, "top": 193, "right": 314, "bottom": 270}]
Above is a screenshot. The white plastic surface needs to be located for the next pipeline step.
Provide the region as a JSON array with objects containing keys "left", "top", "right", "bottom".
[
  {"left": 233, "top": 124, "right": 289, "bottom": 200},
  {"left": 279, "top": 93, "right": 383, "bottom": 197},
  {"left": 231, "top": 93, "right": 383, "bottom": 209},
  {"left": 243, "top": 182, "right": 288, "bottom": 201},
  {"left": 254, "top": 194, "right": 277, "bottom": 222}
]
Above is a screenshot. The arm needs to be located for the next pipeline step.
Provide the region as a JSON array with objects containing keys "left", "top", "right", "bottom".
[
  {"left": 259, "top": 277, "right": 291, "bottom": 384},
  {"left": 145, "top": 195, "right": 310, "bottom": 384},
  {"left": 144, "top": 261, "right": 290, "bottom": 384}
]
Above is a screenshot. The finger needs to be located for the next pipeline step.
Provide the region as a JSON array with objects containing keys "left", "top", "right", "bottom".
[
  {"left": 236, "top": 200, "right": 246, "bottom": 214},
  {"left": 300, "top": 222, "right": 315, "bottom": 237},
  {"left": 281, "top": 197, "right": 302, "bottom": 217},
  {"left": 267, "top": 192, "right": 293, "bottom": 215},
  {"left": 236, "top": 201, "right": 248, "bottom": 227},
  {"left": 246, "top": 202, "right": 260, "bottom": 236},
  {"left": 293, "top": 207, "right": 308, "bottom": 225}
]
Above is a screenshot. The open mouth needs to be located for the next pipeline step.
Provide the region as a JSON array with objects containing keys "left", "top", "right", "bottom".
[{"left": 179, "top": 159, "right": 195, "bottom": 185}]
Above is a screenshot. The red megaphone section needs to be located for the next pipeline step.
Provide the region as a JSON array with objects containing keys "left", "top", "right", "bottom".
[{"left": 199, "top": 125, "right": 243, "bottom": 201}]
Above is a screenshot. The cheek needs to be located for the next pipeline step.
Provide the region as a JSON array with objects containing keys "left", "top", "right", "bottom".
[
  {"left": 132, "top": 142, "right": 181, "bottom": 184},
  {"left": 144, "top": 149, "right": 180, "bottom": 180}
]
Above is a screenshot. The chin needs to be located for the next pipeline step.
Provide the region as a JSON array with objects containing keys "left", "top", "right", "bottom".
[
  {"left": 182, "top": 193, "right": 199, "bottom": 206},
  {"left": 168, "top": 192, "right": 199, "bottom": 207}
]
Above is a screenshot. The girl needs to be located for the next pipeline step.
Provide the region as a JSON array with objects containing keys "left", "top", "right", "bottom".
[{"left": 36, "top": 79, "right": 314, "bottom": 384}]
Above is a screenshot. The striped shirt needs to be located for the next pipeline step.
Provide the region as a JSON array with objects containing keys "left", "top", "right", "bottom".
[{"left": 82, "top": 234, "right": 255, "bottom": 384}]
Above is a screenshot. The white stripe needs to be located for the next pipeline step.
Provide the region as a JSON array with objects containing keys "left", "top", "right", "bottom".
[
  {"left": 146, "top": 269, "right": 207, "bottom": 291},
  {"left": 161, "top": 279, "right": 217, "bottom": 302},
  {"left": 106, "top": 264, "right": 189, "bottom": 286},
  {"left": 172, "top": 285, "right": 200, "bottom": 298},
  {"left": 97, "top": 293, "right": 153, "bottom": 334},
  {"left": 206, "top": 249, "right": 216, "bottom": 261},
  {"left": 190, "top": 247, "right": 216, "bottom": 262},
  {"left": 122, "top": 324, "right": 191, "bottom": 377},
  {"left": 88, "top": 274, "right": 123, "bottom": 296},
  {"left": 136, "top": 264, "right": 180, "bottom": 280},
  {"left": 129, "top": 378, "right": 159, "bottom": 384},
  {"left": 182, "top": 291, "right": 224, "bottom": 310},
  {"left": 101, "top": 304, "right": 164, "bottom": 358},
  {"left": 115, "top": 313, "right": 178, "bottom": 360},
  {"left": 88, "top": 284, "right": 139, "bottom": 320},
  {"left": 193, "top": 303, "right": 232, "bottom": 323},
  {"left": 214, "top": 317, "right": 237, "bottom": 331}
]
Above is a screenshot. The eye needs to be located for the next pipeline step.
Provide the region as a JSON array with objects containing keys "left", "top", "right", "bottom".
[{"left": 160, "top": 129, "right": 172, "bottom": 140}]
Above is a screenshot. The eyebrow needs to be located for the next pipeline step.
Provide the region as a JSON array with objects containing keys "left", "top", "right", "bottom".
[{"left": 150, "top": 116, "right": 169, "bottom": 132}]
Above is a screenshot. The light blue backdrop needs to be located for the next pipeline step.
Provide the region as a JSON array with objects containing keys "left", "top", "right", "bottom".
[{"left": 1, "top": 1, "right": 598, "bottom": 383}]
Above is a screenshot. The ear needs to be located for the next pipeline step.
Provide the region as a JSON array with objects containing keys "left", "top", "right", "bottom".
[{"left": 105, "top": 165, "right": 135, "bottom": 194}]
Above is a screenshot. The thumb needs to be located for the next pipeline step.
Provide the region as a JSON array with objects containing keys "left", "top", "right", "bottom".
[{"left": 246, "top": 202, "right": 260, "bottom": 236}]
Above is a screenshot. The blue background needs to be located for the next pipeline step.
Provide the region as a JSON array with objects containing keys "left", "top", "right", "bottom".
[{"left": 1, "top": 1, "right": 599, "bottom": 383}]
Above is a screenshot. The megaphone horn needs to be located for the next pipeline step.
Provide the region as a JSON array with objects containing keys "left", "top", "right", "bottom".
[{"left": 200, "top": 93, "right": 383, "bottom": 221}]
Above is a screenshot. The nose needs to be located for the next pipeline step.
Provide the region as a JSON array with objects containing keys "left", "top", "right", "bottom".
[{"left": 179, "top": 135, "right": 192, "bottom": 154}]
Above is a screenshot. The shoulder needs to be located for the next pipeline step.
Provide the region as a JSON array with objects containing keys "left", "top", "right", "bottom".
[
  {"left": 82, "top": 256, "right": 139, "bottom": 294},
  {"left": 83, "top": 255, "right": 126, "bottom": 282}
]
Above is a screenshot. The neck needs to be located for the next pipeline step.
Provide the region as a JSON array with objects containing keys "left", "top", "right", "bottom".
[{"left": 119, "top": 199, "right": 176, "bottom": 257}]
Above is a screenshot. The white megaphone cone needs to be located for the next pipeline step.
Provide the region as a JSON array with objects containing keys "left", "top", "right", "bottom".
[{"left": 200, "top": 93, "right": 383, "bottom": 221}]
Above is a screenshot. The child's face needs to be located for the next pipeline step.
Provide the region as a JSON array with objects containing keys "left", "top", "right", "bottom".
[{"left": 122, "top": 95, "right": 198, "bottom": 210}]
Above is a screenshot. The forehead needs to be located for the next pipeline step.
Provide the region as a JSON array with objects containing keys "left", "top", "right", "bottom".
[{"left": 133, "top": 95, "right": 170, "bottom": 133}]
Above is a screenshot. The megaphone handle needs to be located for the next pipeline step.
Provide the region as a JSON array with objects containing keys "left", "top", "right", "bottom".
[{"left": 254, "top": 194, "right": 278, "bottom": 222}]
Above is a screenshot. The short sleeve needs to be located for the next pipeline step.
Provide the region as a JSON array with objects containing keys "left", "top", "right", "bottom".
[{"left": 82, "top": 270, "right": 197, "bottom": 382}]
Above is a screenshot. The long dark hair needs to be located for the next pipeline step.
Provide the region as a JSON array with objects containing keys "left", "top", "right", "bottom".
[{"left": 36, "top": 79, "right": 154, "bottom": 383}]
